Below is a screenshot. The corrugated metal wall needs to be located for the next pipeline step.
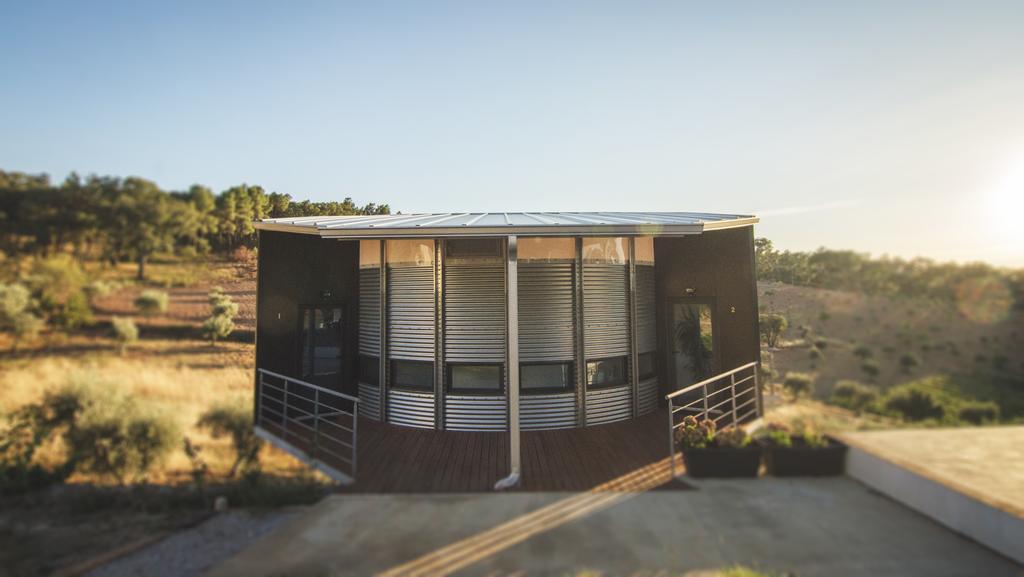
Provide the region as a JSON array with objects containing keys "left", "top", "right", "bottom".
[
  {"left": 445, "top": 396, "right": 508, "bottom": 431},
  {"left": 522, "top": 393, "right": 577, "bottom": 430},
  {"left": 519, "top": 262, "right": 575, "bottom": 362},
  {"left": 358, "top": 382, "right": 382, "bottom": 420},
  {"left": 387, "top": 389, "right": 436, "bottom": 429},
  {"left": 636, "top": 264, "right": 656, "bottom": 354},
  {"left": 583, "top": 264, "right": 631, "bottom": 358},
  {"left": 586, "top": 385, "right": 633, "bottom": 425},
  {"left": 359, "top": 267, "right": 381, "bottom": 356},
  {"left": 443, "top": 262, "right": 505, "bottom": 362},
  {"left": 638, "top": 377, "right": 658, "bottom": 416},
  {"left": 387, "top": 266, "right": 435, "bottom": 361}
]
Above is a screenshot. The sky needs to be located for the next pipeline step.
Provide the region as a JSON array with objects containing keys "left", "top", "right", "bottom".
[{"left": 2, "top": 1, "right": 1023, "bottom": 266}]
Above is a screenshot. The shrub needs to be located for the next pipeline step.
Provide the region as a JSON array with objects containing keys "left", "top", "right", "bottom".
[
  {"left": 674, "top": 416, "right": 715, "bottom": 450},
  {"left": 26, "top": 255, "right": 87, "bottom": 312},
  {"left": 957, "top": 402, "right": 999, "bottom": 425},
  {"left": 860, "top": 359, "right": 881, "bottom": 381},
  {"left": 83, "top": 279, "right": 116, "bottom": 303},
  {"left": 714, "top": 427, "right": 751, "bottom": 448},
  {"left": 202, "top": 314, "right": 235, "bottom": 345},
  {"left": 197, "top": 402, "right": 262, "bottom": 477},
  {"left": 1, "top": 404, "right": 75, "bottom": 493},
  {"left": 830, "top": 380, "right": 878, "bottom": 412},
  {"left": 134, "top": 289, "right": 169, "bottom": 316},
  {"left": 813, "top": 338, "right": 828, "bottom": 350},
  {"left": 818, "top": 311, "right": 831, "bottom": 323},
  {"left": 782, "top": 372, "right": 814, "bottom": 398},
  {"left": 66, "top": 399, "right": 179, "bottom": 484},
  {"left": 54, "top": 291, "right": 93, "bottom": 329},
  {"left": 899, "top": 352, "right": 921, "bottom": 373},
  {"left": 0, "top": 283, "right": 44, "bottom": 351},
  {"left": 758, "top": 313, "right": 788, "bottom": 348},
  {"left": 885, "top": 388, "right": 944, "bottom": 422},
  {"left": 847, "top": 346, "right": 872, "bottom": 358},
  {"left": 110, "top": 316, "right": 138, "bottom": 353},
  {"left": 9, "top": 312, "right": 44, "bottom": 351},
  {"left": 808, "top": 346, "right": 824, "bottom": 363},
  {"left": 231, "top": 245, "right": 256, "bottom": 265},
  {"left": 755, "top": 423, "right": 792, "bottom": 448}
]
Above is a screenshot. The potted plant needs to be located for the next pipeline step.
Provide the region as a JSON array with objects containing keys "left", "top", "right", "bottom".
[
  {"left": 675, "top": 416, "right": 761, "bottom": 478},
  {"left": 757, "top": 422, "right": 847, "bottom": 477}
]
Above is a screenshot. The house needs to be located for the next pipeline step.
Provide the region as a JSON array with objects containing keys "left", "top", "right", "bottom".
[{"left": 251, "top": 212, "right": 761, "bottom": 487}]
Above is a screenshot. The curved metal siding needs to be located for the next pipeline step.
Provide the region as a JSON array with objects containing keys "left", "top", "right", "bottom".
[
  {"left": 359, "top": 267, "right": 381, "bottom": 356},
  {"left": 583, "top": 263, "right": 630, "bottom": 358},
  {"left": 585, "top": 385, "right": 633, "bottom": 425},
  {"left": 387, "top": 389, "right": 436, "bottom": 429},
  {"left": 445, "top": 395, "right": 507, "bottom": 431},
  {"left": 636, "top": 264, "right": 656, "bottom": 354},
  {"left": 387, "top": 266, "right": 435, "bottom": 361},
  {"left": 522, "top": 393, "right": 576, "bottom": 430},
  {"left": 358, "top": 382, "right": 382, "bottom": 421},
  {"left": 444, "top": 263, "right": 505, "bottom": 362},
  {"left": 519, "top": 262, "right": 575, "bottom": 362},
  {"left": 638, "top": 377, "right": 658, "bottom": 416}
]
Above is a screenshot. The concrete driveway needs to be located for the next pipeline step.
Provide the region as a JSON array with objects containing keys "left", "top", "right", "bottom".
[{"left": 207, "top": 478, "right": 1022, "bottom": 577}]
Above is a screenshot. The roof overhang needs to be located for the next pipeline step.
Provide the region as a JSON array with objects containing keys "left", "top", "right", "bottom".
[{"left": 254, "top": 212, "right": 759, "bottom": 240}]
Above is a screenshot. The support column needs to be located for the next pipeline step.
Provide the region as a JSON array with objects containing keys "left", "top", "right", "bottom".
[
  {"left": 378, "top": 240, "right": 387, "bottom": 420},
  {"left": 496, "top": 235, "right": 521, "bottom": 490},
  {"left": 629, "top": 237, "right": 640, "bottom": 417}
]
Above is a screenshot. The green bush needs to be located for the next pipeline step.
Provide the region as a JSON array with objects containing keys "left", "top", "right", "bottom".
[
  {"left": 860, "top": 359, "right": 881, "bottom": 380},
  {"left": 54, "top": 291, "right": 93, "bottom": 328},
  {"left": 782, "top": 372, "right": 814, "bottom": 398},
  {"left": 197, "top": 402, "right": 262, "bottom": 477},
  {"left": 885, "top": 388, "right": 944, "bottom": 422},
  {"left": 202, "top": 314, "right": 235, "bottom": 344},
  {"left": 134, "top": 289, "right": 169, "bottom": 315},
  {"left": 957, "top": 402, "right": 999, "bottom": 425},
  {"left": 758, "top": 313, "right": 788, "bottom": 348},
  {"left": 808, "top": 346, "right": 824, "bottom": 364},
  {"left": 111, "top": 316, "right": 138, "bottom": 353},
  {"left": 83, "top": 279, "right": 116, "bottom": 303},
  {"left": 899, "top": 352, "right": 921, "bottom": 373},
  {"left": 0, "top": 282, "right": 44, "bottom": 351},
  {"left": 830, "top": 380, "right": 878, "bottom": 411},
  {"left": 26, "top": 255, "right": 87, "bottom": 314},
  {"left": 713, "top": 427, "right": 752, "bottom": 448}
]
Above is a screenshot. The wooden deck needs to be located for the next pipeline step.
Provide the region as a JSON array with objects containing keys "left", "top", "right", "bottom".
[{"left": 343, "top": 409, "right": 680, "bottom": 493}]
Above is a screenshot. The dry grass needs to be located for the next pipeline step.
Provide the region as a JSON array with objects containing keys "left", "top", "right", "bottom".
[{"left": 0, "top": 334, "right": 304, "bottom": 485}]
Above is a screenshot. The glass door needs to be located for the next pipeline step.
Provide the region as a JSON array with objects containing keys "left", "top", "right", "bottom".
[
  {"left": 299, "top": 306, "right": 345, "bottom": 389},
  {"left": 669, "top": 300, "right": 716, "bottom": 390}
]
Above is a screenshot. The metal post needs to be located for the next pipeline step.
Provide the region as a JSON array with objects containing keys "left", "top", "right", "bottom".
[
  {"left": 702, "top": 383, "right": 709, "bottom": 419},
  {"left": 730, "top": 373, "right": 738, "bottom": 426},
  {"left": 255, "top": 371, "right": 263, "bottom": 427},
  {"left": 281, "top": 377, "right": 289, "bottom": 439},
  {"left": 352, "top": 399, "right": 358, "bottom": 478},
  {"left": 495, "top": 235, "right": 521, "bottom": 490},
  {"left": 754, "top": 364, "right": 764, "bottom": 418},
  {"left": 313, "top": 388, "right": 320, "bottom": 462},
  {"left": 628, "top": 237, "right": 639, "bottom": 418},
  {"left": 379, "top": 240, "right": 387, "bottom": 422},
  {"left": 668, "top": 398, "right": 676, "bottom": 478}
]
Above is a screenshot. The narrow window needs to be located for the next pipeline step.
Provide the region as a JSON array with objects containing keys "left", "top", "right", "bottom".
[
  {"left": 638, "top": 351, "right": 656, "bottom": 380},
  {"left": 299, "top": 306, "right": 343, "bottom": 386},
  {"left": 359, "top": 355, "right": 379, "bottom": 386},
  {"left": 391, "top": 360, "right": 434, "bottom": 391},
  {"left": 586, "top": 356, "right": 628, "bottom": 389},
  {"left": 448, "top": 364, "right": 503, "bottom": 394},
  {"left": 520, "top": 363, "right": 574, "bottom": 394}
]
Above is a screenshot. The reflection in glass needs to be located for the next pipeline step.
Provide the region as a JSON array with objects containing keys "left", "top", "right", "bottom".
[
  {"left": 449, "top": 364, "right": 503, "bottom": 393},
  {"left": 519, "top": 237, "right": 575, "bottom": 261},
  {"left": 391, "top": 360, "right": 434, "bottom": 391},
  {"left": 359, "top": 240, "right": 381, "bottom": 268},
  {"left": 635, "top": 237, "right": 654, "bottom": 264},
  {"left": 386, "top": 239, "right": 435, "bottom": 266},
  {"left": 581, "top": 237, "right": 628, "bottom": 263},
  {"left": 672, "top": 303, "right": 714, "bottom": 387},
  {"left": 586, "top": 356, "right": 627, "bottom": 388},
  {"left": 521, "top": 363, "right": 573, "bottom": 392},
  {"left": 300, "top": 307, "right": 344, "bottom": 387}
]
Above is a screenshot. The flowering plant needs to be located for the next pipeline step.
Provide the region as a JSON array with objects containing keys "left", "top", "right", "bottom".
[{"left": 674, "top": 415, "right": 716, "bottom": 450}]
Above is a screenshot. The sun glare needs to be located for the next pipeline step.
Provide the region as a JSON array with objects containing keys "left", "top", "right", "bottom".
[{"left": 989, "top": 152, "right": 1024, "bottom": 246}]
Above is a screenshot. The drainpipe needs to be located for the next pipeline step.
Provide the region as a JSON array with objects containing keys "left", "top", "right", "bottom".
[{"left": 495, "top": 235, "right": 521, "bottom": 490}]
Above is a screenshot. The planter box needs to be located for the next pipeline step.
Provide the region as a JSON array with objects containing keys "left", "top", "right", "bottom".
[
  {"left": 683, "top": 446, "right": 762, "bottom": 478},
  {"left": 762, "top": 438, "right": 847, "bottom": 477}
]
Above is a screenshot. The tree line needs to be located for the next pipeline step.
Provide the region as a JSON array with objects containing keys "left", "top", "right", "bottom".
[
  {"left": 0, "top": 169, "right": 390, "bottom": 279},
  {"left": 755, "top": 237, "right": 1023, "bottom": 307}
]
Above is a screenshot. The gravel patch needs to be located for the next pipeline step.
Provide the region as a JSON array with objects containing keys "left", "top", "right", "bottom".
[{"left": 86, "top": 509, "right": 298, "bottom": 577}]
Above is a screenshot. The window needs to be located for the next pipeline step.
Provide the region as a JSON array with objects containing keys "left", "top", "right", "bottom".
[
  {"left": 638, "top": 352, "right": 656, "bottom": 380},
  {"left": 581, "top": 237, "right": 629, "bottom": 264},
  {"left": 448, "top": 364, "right": 503, "bottom": 394},
  {"left": 586, "top": 356, "right": 627, "bottom": 389},
  {"left": 359, "top": 355, "right": 379, "bottom": 386},
  {"left": 519, "top": 237, "right": 574, "bottom": 261},
  {"left": 391, "top": 360, "right": 434, "bottom": 391},
  {"left": 445, "top": 238, "right": 502, "bottom": 259},
  {"left": 521, "top": 363, "right": 573, "bottom": 393},
  {"left": 299, "top": 307, "right": 343, "bottom": 386}
]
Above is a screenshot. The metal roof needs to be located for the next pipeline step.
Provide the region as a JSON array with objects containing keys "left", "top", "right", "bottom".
[{"left": 255, "top": 211, "right": 758, "bottom": 239}]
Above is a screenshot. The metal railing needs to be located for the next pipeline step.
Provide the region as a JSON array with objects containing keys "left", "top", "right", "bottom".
[
  {"left": 255, "top": 369, "right": 359, "bottom": 484},
  {"left": 665, "top": 362, "right": 761, "bottom": 478}
]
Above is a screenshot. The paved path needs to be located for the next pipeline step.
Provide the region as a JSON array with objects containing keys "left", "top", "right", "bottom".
[
  {"left": 838, "top": 426, "right": 1024, "bottom": 517},
  {"left": 206, "top": 478, "right": 1022, "bottom": 577}
]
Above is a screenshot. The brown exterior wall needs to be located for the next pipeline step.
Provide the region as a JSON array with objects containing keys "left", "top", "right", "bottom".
[
  {"left": 255, "top": 230, "right": 360, "bottom": 394},
  {"left": 654, "top": 226, "right": 760, "bottom": 397}
]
